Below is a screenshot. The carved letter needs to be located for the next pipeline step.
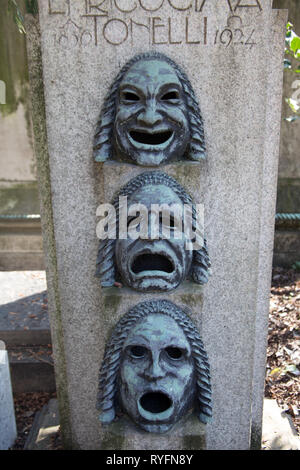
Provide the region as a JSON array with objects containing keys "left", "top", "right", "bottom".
[
  {"left": 185, "top": 17, "right": 200, "bottom": 44},
  {"left": 139, "top": 0, "right": 164, "bottom": 12},
  {"left": 168, "top": 18, "right": 182, "bottom": 44},
  {"left": 234, "top": 0, "right": 262, "bottom": 11},
  {"left": 103, "top": 18, "right": 128, "bottom": 45},
  {"left": 195, "top": 0, "right": 207, "bottom": 12},
  {"left": 114, "top": 0, "right": 137, "bottom": 13},
  {"left": 152, "top": 17, "right": 168, "bottom": 45},
  {"left": 168, "top": 0, "right": 192, "bottom": 11}
]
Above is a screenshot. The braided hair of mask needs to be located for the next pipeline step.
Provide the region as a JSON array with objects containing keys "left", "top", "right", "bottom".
[
  {"left": 95, "top": 171, "right": 211, "bottom": 286},
  {"left": 93, "top": 51, "right": 205, "bottom": 162},
  {"left": 97, "top": 299, "right": 212, "bottom": 424}
]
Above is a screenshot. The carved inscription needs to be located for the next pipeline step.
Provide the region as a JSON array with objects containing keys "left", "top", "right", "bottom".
[{"left": 48, "top": 0, "right": 263, "bottom": 48}]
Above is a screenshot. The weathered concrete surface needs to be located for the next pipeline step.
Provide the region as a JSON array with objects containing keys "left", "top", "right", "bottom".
[
  {"left": 262, "top": 399, "right": 300, "bottom": 450},
  {"left": 8, "top": 345, "right": 55, "bottom": 393},
  {"left": 0, "top": 271, "right": 54, "bottom": 393},
  {"left": 0, "top": 270, "right": 49, "bottom": 345},
  {"left": 28, "top": 0, "right": 287, "bottom": 450},
  {"left": 0, "top": 183, "right": 40, "bottom": 215},
  {"left": 0, "top": 217, "right": 44, "bottom": 271},
  {"left": 273, "top": 230, "right": 300, "bottom": 267},
  {"left": 0, "top": 347, "right": 17, "bottom": 450},
  {"left": 23, "top": 398, "right": 300, "bottom": 450}
]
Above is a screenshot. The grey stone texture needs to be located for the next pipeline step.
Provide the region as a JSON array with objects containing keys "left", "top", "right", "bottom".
[
  {"left": 27, "top": 0, "right": 287, "bottom": 450},
  {"left": 24, "top": 397, "right": 300, "bottom": 451},
  {"left": 0, "top": 348, "right": 17, "bottom": 450}
]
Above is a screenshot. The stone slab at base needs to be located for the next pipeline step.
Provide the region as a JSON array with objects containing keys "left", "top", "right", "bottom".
[
  {"left": 8, "top": 346, "right": 56, "bottom": 393},
  {"left": 24, "top": 398, "right": 300, "bottom": 451},
  {"left": 262, "top": 399, "right": 300, "bottom": 451},
  {"left": 0, "top": 217, "right": 44, "bottom": 271},
  {"left": 0, "top": 271, "right": 50, "bottom": 347}
]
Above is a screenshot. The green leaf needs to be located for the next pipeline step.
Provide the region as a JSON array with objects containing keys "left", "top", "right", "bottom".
[{"left": 291, "top": 36, "right": 300, "bottom": 56}]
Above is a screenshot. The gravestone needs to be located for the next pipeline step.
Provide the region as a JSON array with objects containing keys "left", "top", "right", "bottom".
[
  {"left": 25, "top": 0, "right": 287, "bottom": 450},
  {"left": 0, "top": 341, "right": 17, "bottom": 450}
]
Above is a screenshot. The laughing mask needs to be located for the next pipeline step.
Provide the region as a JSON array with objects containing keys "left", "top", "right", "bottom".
[
  {"left": 94, "top": 52, "right": 205, "bottom": 166},
  {"left": 97, "top": 300, "right": 212, "bottom": 433},
  {"left": 96, "top": 171, "right": 211, "bottom": 292}
]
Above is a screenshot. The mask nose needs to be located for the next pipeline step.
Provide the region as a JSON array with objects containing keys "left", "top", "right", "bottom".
[
  {"left": 137, "top": 100, "right": 162, "bottom": 127},
  {"left": 147, "top": 212, "right": 161, "bottom": 240},
  {"left": 143, "top": 354, "right": 165, "bottom": 381}
]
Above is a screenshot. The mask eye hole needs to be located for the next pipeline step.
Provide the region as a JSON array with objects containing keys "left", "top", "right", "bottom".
[
  {"left": 129, "top": 345, "right": 147, "bottom": 358},
  {"left": 159, "top": 214, "right": 176, "bottom": 229},
  {"left": 165, "top": 347, "right": 183, "bottom": 360},
  {"left": 123, "top": 92, "right": 140, "bottom": 102},
  {"left": 161, "top": 91, "right": 179, "bottom": 101}
]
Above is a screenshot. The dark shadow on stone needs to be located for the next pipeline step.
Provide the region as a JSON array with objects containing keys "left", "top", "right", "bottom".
[{"left": 0, "top": 290, "right": 50, "bottom": 346}]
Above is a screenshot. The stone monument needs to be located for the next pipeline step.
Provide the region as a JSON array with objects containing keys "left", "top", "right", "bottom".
[
  {"left": 0, "top": 341, "right": 17, "bottom": 450},
  {"left": 25, "top": 0, "right": 287, "bottom": 450}
]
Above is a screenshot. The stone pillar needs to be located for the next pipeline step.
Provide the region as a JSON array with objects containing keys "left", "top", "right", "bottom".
[
  {"left": 26, "top": 0, "right": 287, "bottom": 450},
  {"left": 0, "top": 341, "right": 17, "bottom": 450}
]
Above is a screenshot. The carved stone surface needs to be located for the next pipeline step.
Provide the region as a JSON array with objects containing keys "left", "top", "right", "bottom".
[
  {"left": 94, "top": 52, "right": 205, "bottom": 166},
  {"left": 31, "top": 0, "right": 287, "bottom": 450},
  {"left": 96, "top": 170, "right": 210, "bottom": 292},
  {"left": 97, "top": 299, "right": 212, "bottom": 434}
]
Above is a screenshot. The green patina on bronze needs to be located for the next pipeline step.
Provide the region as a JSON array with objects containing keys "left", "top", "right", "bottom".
[
  {"left": 98, "top": 300, "right": 212, "bottom": 434},
  {"left": 94, "top": 52, "right": 206, "bottom": 167},
  {"left": 96, "top": 171, "right": 211, "bottom": 292}
]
